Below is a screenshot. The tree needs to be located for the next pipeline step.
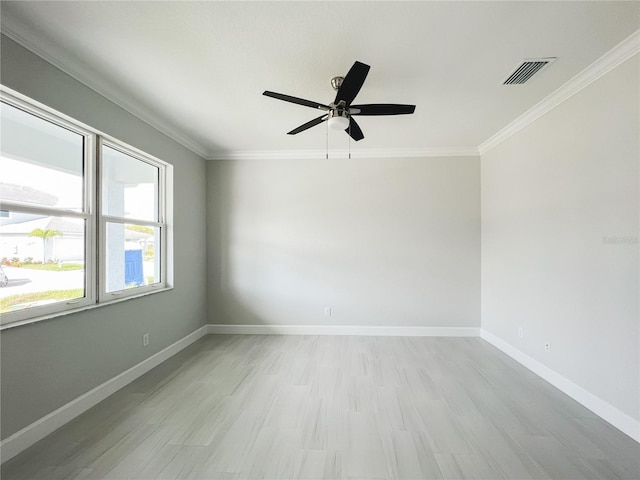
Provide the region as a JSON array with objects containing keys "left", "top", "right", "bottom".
[{"left": 28, "top": 228, "right": 62, "bottom": 264}]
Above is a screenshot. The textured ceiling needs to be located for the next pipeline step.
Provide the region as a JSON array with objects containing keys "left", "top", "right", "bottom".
[{"left": 1, "top": 1, "right": 639, "bottom": 158}]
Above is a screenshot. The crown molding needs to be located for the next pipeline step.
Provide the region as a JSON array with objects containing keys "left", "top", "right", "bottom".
[
  {"left": 4, "top": 21, "right": 636, "bottom": 161},
  {"left": 1, "top": 27, "right": 210, "bottom": 159},
  {"left": 206, "top": 146, "right": 479, "bottom": 161},
  {"left": 1, "top": 27, "right": 478, "bottom": 162},
  {"left": 479, "top": 29, "right": 640, "bottom": 155}
]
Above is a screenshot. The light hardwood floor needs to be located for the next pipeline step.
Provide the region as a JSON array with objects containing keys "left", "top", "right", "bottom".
[{"left": 2, "top": 335, "right": 639, "bottom": 479}]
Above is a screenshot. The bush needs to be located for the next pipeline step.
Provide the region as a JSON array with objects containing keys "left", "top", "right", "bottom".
[{"left": 23, "top": 257, "right": 34, "bottom": 264}]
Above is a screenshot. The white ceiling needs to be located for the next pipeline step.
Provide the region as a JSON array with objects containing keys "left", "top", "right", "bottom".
[{"left": 1, "top": 1, "right": 638, "bottom": 159}]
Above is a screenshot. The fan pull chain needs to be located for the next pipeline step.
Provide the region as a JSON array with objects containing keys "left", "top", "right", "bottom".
[
  {"left": 325, "top": 116, "right": 329, "bottom": 160},
  {"left": 348, "top": 121, "right": 352, "bottom": 159}
]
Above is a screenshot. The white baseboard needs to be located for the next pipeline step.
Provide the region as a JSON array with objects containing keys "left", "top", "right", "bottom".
[
  {"left": 207, "top": 324, "right": 480, "bottom": 337},
  {"left": 5, "top": 324, "right": 636, "bottom": 465},
  {"left": 0, "top": 325, "right": 208, "bottom": 464},
  {"left": 481, "top": 329, "right": 640, "bottom": 443}
]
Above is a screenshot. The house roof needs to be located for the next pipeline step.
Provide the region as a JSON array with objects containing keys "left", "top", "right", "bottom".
[
  {"left": 0, "top": 183, "right": 58, "bottom": 207},
  {"left": 0, "top": 216, "right": 154, "bottom": 243},
  {"left": 0, "top": 216, "right": 83, "bottom": 235}
]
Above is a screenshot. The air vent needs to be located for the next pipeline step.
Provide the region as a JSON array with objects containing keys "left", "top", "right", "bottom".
[{"left": 503, "top": 58, "right": 556, "bottom": 85}]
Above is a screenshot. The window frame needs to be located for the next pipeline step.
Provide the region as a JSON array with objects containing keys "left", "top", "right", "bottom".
[
  {"left": 98, "top": 137, "right": 168, "bottom": 302},
  {"left": 0, "top": 88, "right": 171, "bottom": 329}
]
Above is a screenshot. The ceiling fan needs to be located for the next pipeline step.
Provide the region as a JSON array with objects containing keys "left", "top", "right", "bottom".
[{"left": 263, "top": 61, "right": 416, "bottom": 141}]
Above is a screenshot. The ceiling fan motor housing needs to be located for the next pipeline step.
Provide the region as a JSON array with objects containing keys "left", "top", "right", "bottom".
[{"left": 331, "top": 76, "right": 344, "bottom": 91}]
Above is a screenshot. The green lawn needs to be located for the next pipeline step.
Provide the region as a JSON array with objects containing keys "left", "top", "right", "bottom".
[
  {"left": 0, "top": 289, "right": 84, "bottom": 313},
  {"left": 18, "top": 263, "right": 84, "bottom": 271}
]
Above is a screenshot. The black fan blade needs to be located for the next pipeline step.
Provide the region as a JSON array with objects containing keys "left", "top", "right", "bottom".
[
  {"left": 263, "top": 91, "right": 330, "bottom": 111},
  {"left": 351, "top": 104, "right": 416, "bottom": 116},
  {"left": 334, "top": 61, "right": 370, "bottom": 106},
  {"left": 287, "top": 114, "right": 328, "bottom": 135},
  {"left": 345, "top": 117, "right": 364, "bottom": 141}
]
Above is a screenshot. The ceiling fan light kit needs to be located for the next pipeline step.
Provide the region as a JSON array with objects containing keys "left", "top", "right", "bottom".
[
  {"left": 263, "top": 61, "right": 416, "bottom": 143},
  {"left": 328, "top": 109, "right": 350, "bottom": 130}
]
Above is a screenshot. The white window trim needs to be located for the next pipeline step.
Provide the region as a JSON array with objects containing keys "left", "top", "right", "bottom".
[
  {"left": 97, "top": 137, "right": 168, "bottom": 302},
  {"left": 0, "top": 87, "right": 172, "bottom": 329}
]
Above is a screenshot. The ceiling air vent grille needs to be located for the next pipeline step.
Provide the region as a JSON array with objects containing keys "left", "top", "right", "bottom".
[{"left": 503, "top": 58, "right": 556, "bottom": 85}]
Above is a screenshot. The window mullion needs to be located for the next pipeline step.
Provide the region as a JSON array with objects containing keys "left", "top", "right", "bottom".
[
  {"left": 85, "top": 133, "right": 97, "bottom": 305},
  {"left": 96, "top": 136, "right": 106, "bottom": 303}
]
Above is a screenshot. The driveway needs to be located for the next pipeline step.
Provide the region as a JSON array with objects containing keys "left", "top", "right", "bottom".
[{"left": 0, "top": 266, "right": 84, "bottom": 299}]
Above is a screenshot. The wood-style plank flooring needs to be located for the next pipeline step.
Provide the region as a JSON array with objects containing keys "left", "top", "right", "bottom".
[{"left": 2, "top": 335, "right": 639, "bottom": 479}]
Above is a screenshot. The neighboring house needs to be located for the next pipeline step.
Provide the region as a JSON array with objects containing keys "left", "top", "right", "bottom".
[
  {"left": 0, "top": 215, "right": 83, "bottom": 263},
  {"left": 0, "top": 182, "right": 76, "bottom": 262},
  {"left": 0, "top": 182, "right": 152, "bottom": 263}
]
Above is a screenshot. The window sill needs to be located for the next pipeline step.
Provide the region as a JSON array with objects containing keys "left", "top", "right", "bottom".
[{"left": 0, "top": 286, "right": 173, "bottom": 331}]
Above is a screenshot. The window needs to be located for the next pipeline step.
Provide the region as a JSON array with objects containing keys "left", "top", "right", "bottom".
[
  {"left": 100, "top": 143, "right": 165, "bottom": 297},
  {"left": 0, "top": 89, "right": 171, "bottom": 327}
]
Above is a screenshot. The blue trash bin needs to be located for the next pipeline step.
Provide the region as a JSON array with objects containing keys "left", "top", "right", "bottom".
[{"left": 124, "top": 249, "right": 144, "bottom": 286}]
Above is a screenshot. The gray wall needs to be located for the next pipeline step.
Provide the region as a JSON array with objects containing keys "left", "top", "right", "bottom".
[
  {"left": 1, "top": 35, "right": 208, "bottom": 439},
  {"left": 207, "top": 155, "right": 480, "bottom": 328},
  {"left": 481, "top": 54, "right": 639, "bottom": 421},
  {"left": 4, "top": 26, "right": 635, "bottom": 446}
]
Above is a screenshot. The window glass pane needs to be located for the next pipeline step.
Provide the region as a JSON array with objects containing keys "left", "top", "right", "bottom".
[
  {"left": 0, "top": 213, "right": 85, "bottom": 314},
  {"left": 102, "top": 146, "right": 158, "bottom": 221},
  {"left": 105, "top": 223, "right": 160, "bottom": 292},
  {"left": 0, "top": 102, "right": 84, "bottom": 211}
]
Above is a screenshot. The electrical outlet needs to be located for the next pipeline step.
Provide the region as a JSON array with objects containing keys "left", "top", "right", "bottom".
[
  {"left": 544, "top": 342, "right": 551, "bottom": 351},
  {"left": 518, "top": 327, "right": 524, "bottom": 339},
  {"left": 324, "top": 306, "right": 332, "bottom": 317},
  {"left": 143, "top": 333, "right": 150, "bottom": 347}
]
